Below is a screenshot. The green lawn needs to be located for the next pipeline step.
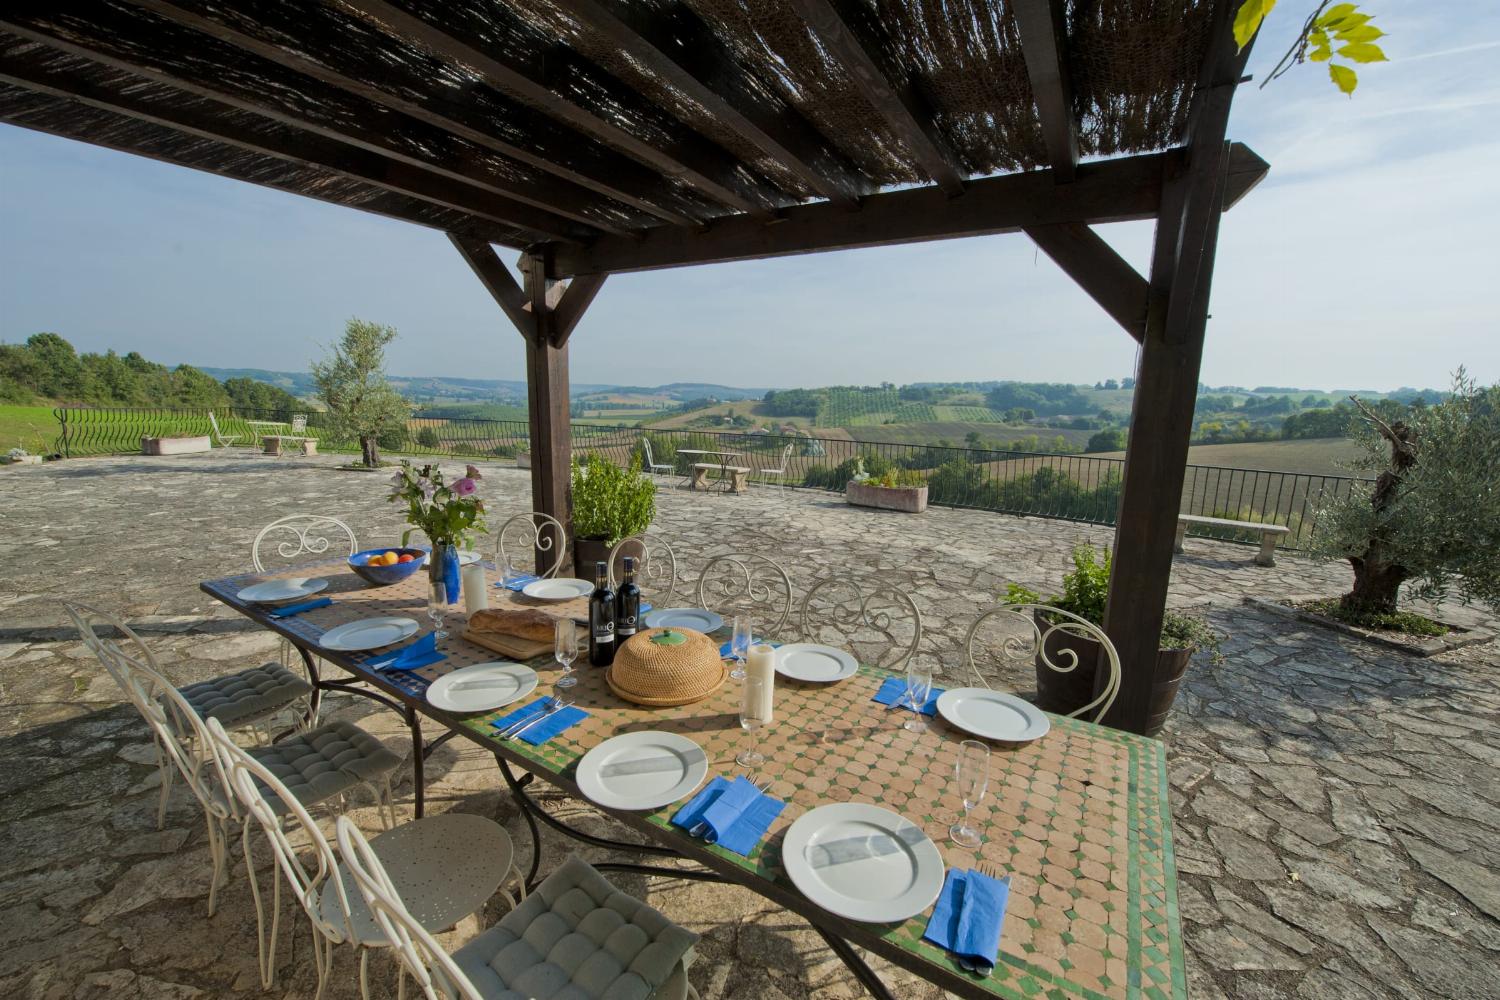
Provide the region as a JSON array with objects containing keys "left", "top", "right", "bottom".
[{"left": 0, "top": 405, "right": 61, "bottom": 455}]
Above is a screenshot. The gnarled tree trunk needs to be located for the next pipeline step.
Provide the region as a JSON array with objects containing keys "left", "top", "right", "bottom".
[
  {"left": 360, "top": 435, "right": 379, "bottom": 468},
  {"left": 1341, "top": 401, "right": 1417, "bottom": 615}
]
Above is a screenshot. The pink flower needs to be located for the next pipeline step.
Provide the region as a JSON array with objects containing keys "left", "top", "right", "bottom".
[
  {"left": 453, "top": 477, "right": 477, "bottom": 497},
  {"left": 465, "top": 464, "right": 483, "bottom": 481}
]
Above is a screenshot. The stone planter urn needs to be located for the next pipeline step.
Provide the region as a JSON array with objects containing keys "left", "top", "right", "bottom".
[
  {"left": 846, "top": 479, "right": 928, "bottom": 513},
  {"left": 516, "top": 451, "right": 531, "bottom": 469},
  {"left": 141, "top": 435, "right": 212, "bottom": 456},
  {"left": 1032, "top": 610, "right": 1192, "bottom": 736}
]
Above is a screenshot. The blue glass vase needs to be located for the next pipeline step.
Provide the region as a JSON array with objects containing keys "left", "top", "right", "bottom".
[{"left": 428, "top": 541, "right": 461, "bottom": 605}]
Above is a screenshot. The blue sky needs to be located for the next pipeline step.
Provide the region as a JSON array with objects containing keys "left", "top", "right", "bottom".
[{"left": 2, "top": 4, "right": 1496, "bottom": 392}]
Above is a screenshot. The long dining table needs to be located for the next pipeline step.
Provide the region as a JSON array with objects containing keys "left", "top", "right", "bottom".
[{"left": 202, "top": 556, "right": 1185, "bottom": 1000}]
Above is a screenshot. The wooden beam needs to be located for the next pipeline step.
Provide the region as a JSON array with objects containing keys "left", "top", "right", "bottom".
[
  {"left": 548, "top": 150, "right": 1177, "bottom": 277},
  {"left": 0, "top": 48, "right": 595, "bottom": 243},
  {"left": 339, "top": 0, "right": 783, "bottom": 218},
  {"left": 1012, "top": 0, "right": 1079, "bottom": 181},
  {"left": 0, "top": 4, "right": 616, "bottom": 238},
  {"left": 522, "top": 250, "right": 573, "bottom": 565},
  {"left": 1224, "top": 141, "right": 1270, "bottom": 209},
  {"left": 554, "top": 0, "right": 871, "bottom": 207},
  {"left": 1025, "top": 224, "right": 1147, "bottom": 341},
  {"left": 552, "top": 274, "right": 609, "bottom": 347},
  {"left": 789, "top": 0, "right": 964, "bottom": 195},
  {"left": 1101, "top": 1, "right": 1256, "bottom": 735},
  {"left": 119, "top": 0, "right": 698, "bottom": 227},
  {"left": 448, "top": 235, "right": 531, "bottom": 338}
]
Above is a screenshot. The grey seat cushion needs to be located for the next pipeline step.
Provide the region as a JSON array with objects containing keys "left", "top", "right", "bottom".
[
  {"left": 233, "top": 720, "right": 401, "bottom": 814},
  {"left": 453, "top": 855, "right": 698, "bottom": 1000},
  {"left": 174, "top": 661, "right": 311, "bottom": 729}
]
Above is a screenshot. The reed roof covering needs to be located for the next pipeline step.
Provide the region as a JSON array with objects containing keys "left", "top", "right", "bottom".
[{"left": 0, "top": 0, "right": 1225, "bottom": 261}]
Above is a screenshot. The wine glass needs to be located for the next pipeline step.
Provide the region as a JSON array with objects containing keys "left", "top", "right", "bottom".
[
  {"left": 950, "top": 739, "right": 990, "bottom": 849},
  {"left": 426, "top": 579, "right": 450, "bottom": 640},
  {"left": 729, "top": 615, "right": 752, "bottom": 681},
  {"left": 903, "top": 659, "right": 934, "bottom": 733},
  {"left": 737, "top": 671, "right": 770, "bottom": 768},
  {"left": 554, "top": 619, "right": 578, "bottom": 689}
]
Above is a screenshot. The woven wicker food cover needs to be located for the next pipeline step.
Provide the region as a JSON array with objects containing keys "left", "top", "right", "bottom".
[{"left": 606, "top": 627, "right": 727, "bottom": 707}]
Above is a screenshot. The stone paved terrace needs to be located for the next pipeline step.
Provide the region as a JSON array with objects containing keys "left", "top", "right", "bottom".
[{"left": 2, "top": 452, "right": 1497, "bottom": 1000}]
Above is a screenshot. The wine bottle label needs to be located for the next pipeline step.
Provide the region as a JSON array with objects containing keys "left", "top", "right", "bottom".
[{"left": 592, "top": 622, "right": 615, "bottom": 643}]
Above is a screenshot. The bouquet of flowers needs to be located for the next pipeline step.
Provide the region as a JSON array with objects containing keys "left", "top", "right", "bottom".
[{"left": 388, "top": 462, "right": 487, "bottom": 602}]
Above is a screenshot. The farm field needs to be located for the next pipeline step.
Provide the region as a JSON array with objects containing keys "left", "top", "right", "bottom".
[
  {"left": 0, "top": 404, "right": 60, "bottom": 454},
  {"left": 1093, "top": 437, "right": 1362, "bottom": 476},
  {"left": 847, "top": 422, "right": 1097, "bottom": 448}
]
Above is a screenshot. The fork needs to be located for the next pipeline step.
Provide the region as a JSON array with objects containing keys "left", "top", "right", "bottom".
[
  {"left": 957, "top": 862, "right": 1006, "bottom": 978},
  {"left": 497, "top": 696, "right": 571, "bottom": 739},
  {"left": 690, "top": 774, "right": 772, "bottom": 836}
]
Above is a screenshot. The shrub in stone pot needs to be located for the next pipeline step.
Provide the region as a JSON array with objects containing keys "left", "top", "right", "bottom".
[
  {"left": 845, "top": 467, "right": 928, "bottom": 513},
  {"left": 570, "top": 452, "right": 656, "bottom": 578},
  {"left": 1006, "top": 544, "right": 1221, "bottom": 735}
]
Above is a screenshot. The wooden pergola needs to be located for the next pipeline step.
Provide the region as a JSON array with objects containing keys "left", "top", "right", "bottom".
[{"left": 0, "top": 0, "right": 1266, "bottom": 734}]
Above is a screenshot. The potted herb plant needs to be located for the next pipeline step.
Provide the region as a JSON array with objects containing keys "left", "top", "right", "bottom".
[
  {"left": 846, "top": 464, "right": 928, "bottom": 513},
  {"left": 570, "top": 453, "right": 657, "bottom": 577},
  {"left": 1006, "top": 544, "right": 1221, "bottom": 735}
]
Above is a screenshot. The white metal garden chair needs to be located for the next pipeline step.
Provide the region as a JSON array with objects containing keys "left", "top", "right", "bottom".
[
  {"left": 336, "top": 822, "right": 700, "bottom": 1000},
  {"left": 205, "top": 718, "right": 522, "bottom": 1000},
  {"left": 639, "top": 437, "right": 673, "bottom": 477},
  {"left": 66, "top": 601, "right": 401, "bottom": 916},
  {"left": 607, "top": 533, "right": 679, "bottom": 606},
  {"left": 758, "top": 442, "right": 795, "bottom": 492},
  {"left": 491, "top": 511, "right": 567, "bottom": 580},
  {"left": 962, "top": 603, "right": 1121, "bottom": 723},
  {"left": 796, "top": 577, "right": 923, "bottom": 672},
  {"left": 208, "top": 410, "right": 239, "bottom": 448},
  {"left": 694, "top": 553, "right": 794, "bottom": 639}
]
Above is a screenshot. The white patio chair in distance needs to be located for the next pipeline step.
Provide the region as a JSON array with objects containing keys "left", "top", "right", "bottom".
[
  {"left": 492, "top": 510, "right": 567, "bottom": 580},
  {"left": 208, "top": 410, "right": 239, "bottom": 448},
  {"left": 962, "top": 602, "right": 1121, "bottom": 723},
  {"left": 796, "top": 577, "right": 923, "bottom": 672},
  {"left": 66, "top": 601, "right": 402, "bottom": 916},
  {"left": 758, "top": 441, "right": 795, "bottom": 492},
  {"left": 336, "top": 821, "right": 701, "bottom": 1000},
  {"left": 607, "top": 533, "right": 679, "bottom": 607},
  {"left": 205, "top": 717, "right": 522, "bottom": 1000},
  {"left": 640, "top": 437, "right": 673, "bottom": 477}
]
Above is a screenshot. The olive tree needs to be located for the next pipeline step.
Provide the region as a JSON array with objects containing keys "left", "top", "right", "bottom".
[
  {"left": 311, "top": 318, "right": 410, "bottom": 467},
  {"left": 1313, "top": 370, "right": 1500, "bottom": 614}
]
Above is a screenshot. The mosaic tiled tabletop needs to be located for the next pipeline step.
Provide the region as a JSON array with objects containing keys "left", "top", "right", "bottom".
[{"left": 203, "top": 560, "right": 1183, "bottom": 1000}]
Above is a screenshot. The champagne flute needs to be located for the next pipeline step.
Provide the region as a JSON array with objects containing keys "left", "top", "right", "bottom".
[
  {"left": 737, "top": 671, "right": 770, "bottom": 768},
  {"left": 903, "top": 659, "right": 934, "bottom": 733},
  {"left": 729, "top": 615, "right": 752, "bottom": 681},
  {"left": 553, "top": 619, "right": 578, "bottom": 689},
  {"left": 426, "top": 579, "right": 449, "bottom": 640},
  {"left": 950, "top": 739, "right": 990, "bottom": 849}
]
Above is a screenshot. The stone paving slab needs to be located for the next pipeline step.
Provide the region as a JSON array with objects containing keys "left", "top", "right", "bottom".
[{"left": 1, "top": 452, "right": 1497, "bottom": 999}]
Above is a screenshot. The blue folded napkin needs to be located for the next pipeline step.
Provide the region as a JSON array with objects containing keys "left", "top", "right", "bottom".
[
  {"left": 489, "top": 698, "right": 589, "bottom": 745},
  {"left": 670, "top": 776, "right": 785, "bottom": 856},
  {"left": 495, "top": 573, "right": 540, "bottom": 592},
  {"left": 873, "top": 676, "right": 944, "bottom": 716},
  {"left": 368, "top": 633, "right": 445, "bottom": 672},
  {"left": 718, "top": 638, "right": 779, "bottom": 658},
  {"left": 268, "top": 597, "right": 333, "bottom": 618},
  {"left": 923, "top": 869, "right": 1010, "bottom": 974}
]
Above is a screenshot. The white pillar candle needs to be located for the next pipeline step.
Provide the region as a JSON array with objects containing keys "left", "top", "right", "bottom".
[
  {"left": 461, "top": 563, "right": 489, "bottom": 616},
  {"left": 746, "top": 643, "right": 776, "bottom": 723}
]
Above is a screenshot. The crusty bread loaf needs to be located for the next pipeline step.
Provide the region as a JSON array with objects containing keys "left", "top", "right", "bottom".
[{"left": 467, "top": 608, "right": 557, "bottom": 642}]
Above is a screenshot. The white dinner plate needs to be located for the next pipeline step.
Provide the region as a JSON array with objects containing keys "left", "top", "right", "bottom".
[
  {"left": 782, "top": 803, "right": 945, "bottom": 924},
  {"left": 642, "top": 608, "right": 724, "bottom": 633},
  {"left": 521, "top": 578, "right": 593, "bottom": 601},
  {"left": 936, "top": 688, "right": 1051, "bottom": 742},
  {"left": 575, "top": 731, "right": 709, "bottom": 811},
  {"left": 774, "top": 643, "right": 858, "bottom": 683},
  {"left": 425, "top": 661, "right": 538, "bottom": 714},
  {"left": 457, "top": 550, "right": 482, "bottom": 566},
  {"left": 237, "top": 577, "right": 329, "bottom": 604},
  {"left": 319, "top": 617, "right": 420, "bottom": 651}
]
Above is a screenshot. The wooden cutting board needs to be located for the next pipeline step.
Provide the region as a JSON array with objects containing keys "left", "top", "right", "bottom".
[{"left": 461, "top": 622, "right": 581, "bottom": 661}]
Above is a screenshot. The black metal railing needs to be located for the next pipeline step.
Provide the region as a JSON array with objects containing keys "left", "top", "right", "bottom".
[{"left": 54, "top": 407, "right": 1365, "bottom": 551}]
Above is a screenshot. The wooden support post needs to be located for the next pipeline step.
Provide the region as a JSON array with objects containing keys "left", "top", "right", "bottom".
[{"left": 522, "top": 250, "right": 572, "bottom": 572}]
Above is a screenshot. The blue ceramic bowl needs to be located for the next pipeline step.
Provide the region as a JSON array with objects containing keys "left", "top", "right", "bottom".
[{"left": 348, "top": 547, "right": 428, "bottom": 586}]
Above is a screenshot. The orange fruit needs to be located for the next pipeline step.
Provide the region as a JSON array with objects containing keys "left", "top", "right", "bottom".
[{"left": 397, "top": 554, "right": 414, "bottom": 563}]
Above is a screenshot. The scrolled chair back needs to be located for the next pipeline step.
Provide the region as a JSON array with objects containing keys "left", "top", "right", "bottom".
[
  {"left": 962, "top": 602, "right": 1121, "bottom": 723},
  {"left": 608, "top": 534, "right": 679, "bottom": 606},
  {"left": 796, "top": 577, "right": 923, "bottom": 672},
  {"left": 335, "top": 816, "right": 482, "bottom": 1000},
  {"left": 492, "top": 511, "right": 566, "bottom": 579},
  {"left": 694, "top": 553, "right": 794, "bottom": 639},
  {"left": 252, "top": 514, "right": 358, "bottom": 572}
]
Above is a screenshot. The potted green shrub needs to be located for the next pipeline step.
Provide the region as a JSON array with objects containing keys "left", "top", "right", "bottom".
[
  {"left": 570, "top": 453, "right": 657, "bottom": 577},
  {"left": 845, "top": 463, "right": 929, "bottom": 513},
  {"left": 1006, "top": 544, "right": 1221, "bottom": 735}
]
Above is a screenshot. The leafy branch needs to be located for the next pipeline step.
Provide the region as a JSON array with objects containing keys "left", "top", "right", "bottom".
[{"left": 1234, "top": 1, "right": 1388, "bottom": 95}]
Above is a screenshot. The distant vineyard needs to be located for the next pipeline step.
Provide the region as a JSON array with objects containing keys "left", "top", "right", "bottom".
[
  {"left": 816, "top": 388, "right": 937, "bottom": 427},
  {"left": 936, "top": 405, "right": 1006, "bottom": 423}
]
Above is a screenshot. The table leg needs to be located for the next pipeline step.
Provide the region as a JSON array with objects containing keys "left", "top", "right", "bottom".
[
  {"left": 811, "top": 923, "right": 898, "bottom": 1000},
  {"left": 405, "top": 706, "right": 425, "bottom": 819}
]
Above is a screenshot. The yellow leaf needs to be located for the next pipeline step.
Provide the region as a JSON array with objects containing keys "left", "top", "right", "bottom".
[
  {"left": 1322, "top": 9, "right": 1372, "bottom": 31},
  {"left": 1308, "top": 29, "right": 1332, "bottom": 62},
  {"left": 1329, "top": 63, "right": 1359, "bottom": 95},
  {"left": 1339, "top": 24, "right": 1387, "bottom": 43},
  {"left": 1233, "top": 0, "right": 1276, "bottom": 51},
  {"left": 1338, "top": 41, "right": 1389, "bottom": 63},
  {"left": 1320, "top": 2, "right": 1358, "bottom": 21}
]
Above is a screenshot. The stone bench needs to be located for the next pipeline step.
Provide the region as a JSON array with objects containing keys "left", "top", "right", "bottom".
[
  {"left": 261, "top": 435, "right": 318, "bottom": 457},
  {"left": 691, "top": 463, "right": 750, "bottom": 494},
  {"left": 1176, "top": 514, "right": 1290, "bottom": 566}
]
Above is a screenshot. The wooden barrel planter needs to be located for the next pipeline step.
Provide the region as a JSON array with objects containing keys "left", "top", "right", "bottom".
[
  {"left": 1033, "top": 611, "right": 1193, "bottom": 736},
  {"left": 572, "top": 535, "right": 611, "bottom": 579}
]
